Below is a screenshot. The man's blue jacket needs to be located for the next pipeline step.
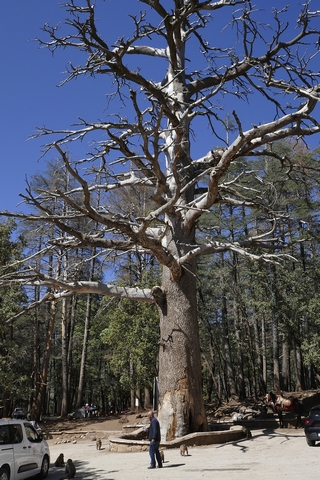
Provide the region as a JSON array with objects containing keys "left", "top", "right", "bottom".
[{"left": 148, "top": 416, "right": 161, "bottom": 442}]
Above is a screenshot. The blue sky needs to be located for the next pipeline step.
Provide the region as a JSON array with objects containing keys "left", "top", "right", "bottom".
[
  {"left": 1, "top": 1, "right": 320, "bottom": 213},
  {"left": 0, "top": 1, "right": 130, "bottom": 212},
  {"left": 0, "top": 2, "right": 71, "bottom": 211}
]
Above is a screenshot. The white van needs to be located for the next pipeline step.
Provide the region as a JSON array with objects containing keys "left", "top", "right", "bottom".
[{"left": 0, "top": 419, "right": 50, "bottom": 480}]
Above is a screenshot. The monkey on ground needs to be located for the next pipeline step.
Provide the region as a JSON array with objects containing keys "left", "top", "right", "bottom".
[
  {"left": 180, "top": 444, "right": 188, "bottom": 456},
  {"left": 60, "top": 458, "right": 76, "bottom": 479},
  {"left": 160, "top": 449, "right": 164, "bottom": 463},
  {"left": 54, "top": 453, "right": 65, "bottom": 467},
  {"left": 96, "top": 438, "right": 102, "bottom": 450}
]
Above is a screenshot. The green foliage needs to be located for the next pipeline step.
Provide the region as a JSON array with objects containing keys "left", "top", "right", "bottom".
[
  {"left": 0, "top": 220, "right": 25, "bottom": 273},
  {"left": 0, "top": 221, "right": 29, "bottom": 409},
  {"left": 197, "top": 142, "right": 320, "bottom": 398},
  {"left": 101, "top": 298, "right": 159, "bottom": 392}
]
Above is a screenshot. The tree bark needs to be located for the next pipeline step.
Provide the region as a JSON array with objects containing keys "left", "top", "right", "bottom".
[
  {"left": 293, "top": 345, "right": 303, "bottom": 391},
  {"left": 234, "top": 304, "right": 246, "bottom": 399},
  {"left": 222, "top": 295, "right": 237, "bottom": 398},
  {"left": 282, "top": 340, "right": 290, "bottom": 391},
  {"left": 272, "top": 314, "right": 280, "bottom": 393},
  {"left": 252, "top": 312, "right": 266, "bottom": 397},
  {"left": 262, "top": 315, "right": 267, "bottom": 392},
  {"left": 157, "top": 263, "right": 208, "bottom": 440},
  {"left": 144, "top": 387, "right": 152, "bottom": 410},
  {"left": 30, "top": 288, "right": 41, "bottom": 417},
  {"left": 61, "top": 297, "right": 69, "bottom": 417},
  {"left": 76, "top": 294, "right": 92, "bottom": 409},
  {"left": 270, "top": 267, "right": 281, "bottom": 393},
  {"left": 33, "top": 300, "right": 57, "bottom": 421}
]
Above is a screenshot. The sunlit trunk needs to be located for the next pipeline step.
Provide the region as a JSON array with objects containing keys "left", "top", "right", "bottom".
[{"left": 157, "top": 251, "right": 208, "bottom": 440}]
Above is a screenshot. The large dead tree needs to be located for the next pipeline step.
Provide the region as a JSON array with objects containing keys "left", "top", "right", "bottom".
[{"left": 2, "top": 1, "right": 320, "bottom": 440}]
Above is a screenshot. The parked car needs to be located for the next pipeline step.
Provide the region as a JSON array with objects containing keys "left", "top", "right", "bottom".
[
  {"left": 304, "top": 405, "right": 320, "bottom": 446},
  {"left": 0, "top": 419, "right": 50, "bottom": 479},
  {"left": 11, "top": 409, "right": 25, "bottom": 420}
]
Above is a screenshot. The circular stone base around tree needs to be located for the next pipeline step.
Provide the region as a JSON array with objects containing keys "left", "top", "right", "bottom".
[{"left": 109, "top": 425, "right": 248, "bottom": 452}]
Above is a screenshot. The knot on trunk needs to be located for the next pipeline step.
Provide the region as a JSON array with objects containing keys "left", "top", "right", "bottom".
[{"left": 151, "top": 286, "right": 166, "bottom": 310}]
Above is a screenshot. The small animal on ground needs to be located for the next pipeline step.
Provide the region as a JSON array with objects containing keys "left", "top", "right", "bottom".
[
  {"left": 96, "top": 438, "right": 102, "bottom": 450},
  {"left": 60, "top": 458, "right": 76, "bottom": 479},
  {"left": 242, "top": 426, "right": 252, "bottom": 439},
  {"left": 180, "top": 444, "right": 188, "bottom": 456},
  {"left": 160, "top": 449, "right": 164, "bottom": 463},
  {"left": 54, "top": 453, "right": 65, "bottom": 467}
]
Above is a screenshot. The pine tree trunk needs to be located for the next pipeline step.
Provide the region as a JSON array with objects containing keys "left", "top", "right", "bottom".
[
  {"left": 3, "top": 392, "right": 11, "bottom": 418},
  {"left": 30, "top": 289, "right": 41, "bottom": 417},
  {"left": 222, "top": 296, "right": 237, "bottom": 398},
  {"left": 76, "top": 250, "right": 96, "bottom": 408},
  {"left": 135, "top": 388, "right": 141, "bottom": 412},
  {"left": 157, "top": 264, "right": 208, "bottom": 440},
  {"left": 262, "top": 315, "right": 267, "bottom": 391},
  {"left": 252, "top": 312, "right": 266, "bottom": 396},
  {"left": 130, "top": 357, "right": 135, "bottom": 411},
  {"left": 272, "top": 313, "right": 280, "bottom": 393},
  {"left": 293, "top": 345, "right": 302, "bottom": 391},
  {"left": 60, "top": 297, "right": 69, "bottom": 417},
  {"left": 76, "top": 294, "right": 92, "bottom": 408},
  {"left": 234, "top": 304, "right": 245, "bottom": 399},
  {"left": 282, "top": 340, "right": 290, "bottom": 391},
  {"left": 270, "top": 266, "right": 280, "bottom": 392},
  {"left": 144, "top": 387, "right": 152, "bottom": 410},
  {"left": 33, "top": 300, "right": 57, "bottom": 421}
]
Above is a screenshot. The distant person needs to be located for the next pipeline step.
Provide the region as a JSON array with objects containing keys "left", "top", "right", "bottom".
[{"left": 147, "top": 410, "right": 162, "bottom": 469}]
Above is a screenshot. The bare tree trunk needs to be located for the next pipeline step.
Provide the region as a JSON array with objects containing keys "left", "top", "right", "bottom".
[
  {"left": 33, "top": 300, "right": 57, "bottom": 421},
  {"left": 201, "top": 353, "right": 221, "bottom": 404},
  {"left": 234, "top": 305, "right": 246, "bottom": 399},
  {"left": 157, "top": 261, "right": 208, "bottom": 440},
  {"left": 135, "top": 388, "right": 141, "bottom": 412},
  {"left": 270, "top": 267, "right": 280, "bottom": 393},
  {"left": 262, "top": 315, "right": 267, "bottom": 391},
  {"left": 252, "top": 312, "right": 266, "bottom": 397},
  {"left": 76, "top": 251, "right": 96, "bottom": 408},
  {"left": 144, "top": 387, "right": 152, "bottom": 410},
  {"left": 231, "top": 251, "right": 245, "bottom": 400},
  {"left": 272, "top": 314, "right": 280, "bottom": 393},
  {"left": 282, "top": 339, "right": 290, "bottom": 391},
  {"left": 67, "top": 296, "right": 76, "bottom": 406},
  {"left": 30, "top": 287, "right": 41, "bottom": 418},
  {"left": 76, "top": 293, "right": 92, "bottom": 409},
  {"left": 293, "top": 345, "right": 302, "bottom": 391},
  {"left": 30, "top": 240, "right": 44, "bottom": 418},
  {"left": 130, "top": 357, "right": 135, "bottom": 411},
  {"left": 222, "top": 296, "right": 237, "bottom": 398},
  {"left": 61, "top": 297, "right": 69, "bottom": 417},
  {"left": 3, "top": 392, "right": 11, "bottom": 418}
]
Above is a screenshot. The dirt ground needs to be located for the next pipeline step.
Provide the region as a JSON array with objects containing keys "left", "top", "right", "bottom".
[
  {"left": 41, "top": 411, "right": 148, "bottom": 447},
  {"left": 41, "top": 389, "right": 320, "bottom": 447},
  {"left": 37, "top": 392, "right": 320, "bottom": 479}
]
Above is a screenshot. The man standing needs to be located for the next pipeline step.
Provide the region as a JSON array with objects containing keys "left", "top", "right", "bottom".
[{"left": 147, "top": 410, "right": 162, "bottom": 469}]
